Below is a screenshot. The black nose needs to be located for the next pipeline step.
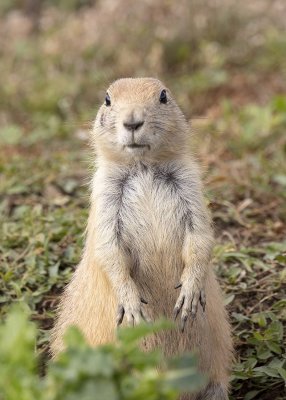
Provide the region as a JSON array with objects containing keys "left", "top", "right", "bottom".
[{"left": 123, "top": 120, "right": 144, "bottom": 132}]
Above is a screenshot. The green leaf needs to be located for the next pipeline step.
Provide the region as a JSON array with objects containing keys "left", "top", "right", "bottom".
[
  {"left": 64, "top": 326, "right": 88, "bottom": 349},
  {"left": 253, "top": 366, "right": 280, "bottom": 378},
  {"left": 277, "top": 367, "right": 286, "bottom": 383},
  {"left": 224, "top": 294, "right": 235, "bottom": 305},
  {"left": 265, "top": 321, "right": 283, "bottom": 341},
  {"left": 256, "top": 348, "right": 272, "bottom": 360},
  {"left": 164, "top": 368, "right": 206, "bottom": 392},
  {"left": 169, "top": 354, "right": 198, "bottom": 370},
  {"left": 117, "top": 319, "right": 173, "bottom": 344},
  {"left": 244, "top": 358, "right": 257, "bottom": 369},
  {"left": 251, "top": 313, "right": 267, "bottom": 327},
  {"left": 244, "top": 390, "right": 260, "bottom": 400},
  {"left": 253, "top": 332, "right": 264, "bottom": 341},
  {"left": 266, "top": 341, "right": 281, "bottom": 355},
  {"left": 65, "top": 379, "right": 119, "bottom": 400},
  {"left": 232, "top": 313, "right": 250, "bottom": 322}
]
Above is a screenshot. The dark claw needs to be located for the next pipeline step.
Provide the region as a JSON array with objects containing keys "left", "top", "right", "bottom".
[
  {"left": 180, "top": 315, "right": 188, "bottom": 333},
  {"left": 140, "top": 310, "right": 147, "bottom": 322},
  {"left": 174, "top": 283, "right": 182, "bottom": 289},
  {"left": 140, "top": 297, "right": 148, "bottom": 304},
  {"left": 190, "top": 311, "right": 196, "bottom": 320},
  {"left": 116, "top": 305, "right": 125, "bottom": 326},
  {"left": 174, "top": 307, "right": 180, "bottom": 320},
  {"left": 199, "top": 291, "right": 206, "bottom": 312},
  {"left": 173, "top": 295, "right": 185, "bottom": 320},
  {"left": 191, "top": 302, "right": 198, "bottom": 319}
]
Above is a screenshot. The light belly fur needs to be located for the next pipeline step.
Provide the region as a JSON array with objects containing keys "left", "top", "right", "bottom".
[{"left": 121, "top": 193, "right": 185, "bottom": 318}]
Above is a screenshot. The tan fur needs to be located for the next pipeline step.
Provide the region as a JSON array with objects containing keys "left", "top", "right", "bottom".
[{"left": 51, "top": 78, "right": 233, "bottom": 399}]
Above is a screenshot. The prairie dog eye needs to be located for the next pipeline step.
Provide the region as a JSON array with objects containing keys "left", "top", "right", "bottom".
[
  {"left": 159, "top": 89, "right": 167, "bottom": 104},
  {"left": 105, "top": 93, "right": 111, "bottom": 106}
]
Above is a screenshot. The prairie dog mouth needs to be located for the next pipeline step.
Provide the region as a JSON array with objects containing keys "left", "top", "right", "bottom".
[{"left": 125, "top": 143, "right": 150, "bottom": 150}]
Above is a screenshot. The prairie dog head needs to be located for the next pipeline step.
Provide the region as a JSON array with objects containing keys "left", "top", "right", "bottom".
[{"left": 92, "top": 78, "right": 189, "bottom": 163}]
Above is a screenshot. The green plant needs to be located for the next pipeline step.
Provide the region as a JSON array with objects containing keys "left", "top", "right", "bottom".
[{"left": 0, "top": 307, "right": 205, "bottom": 400}]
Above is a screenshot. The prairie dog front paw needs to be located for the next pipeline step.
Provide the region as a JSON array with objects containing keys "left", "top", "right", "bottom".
[
  {"left": 173, "top": 279, "right": 206, "bottom": 332},
  {"left": 116, "top": 281, "right": 149, "bottom": 326}
]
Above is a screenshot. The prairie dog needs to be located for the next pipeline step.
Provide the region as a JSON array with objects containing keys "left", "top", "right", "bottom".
[{"left": 51, "top": 78, "right": 232, "bottom": 399}]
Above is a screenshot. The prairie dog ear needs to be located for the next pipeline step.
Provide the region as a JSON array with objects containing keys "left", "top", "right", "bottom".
[
  {"left": 105, "top": 93, "right": 111, "bottom": 106},
  {"left": 159, "top": 89, "right": 168, "bottom": 104}
]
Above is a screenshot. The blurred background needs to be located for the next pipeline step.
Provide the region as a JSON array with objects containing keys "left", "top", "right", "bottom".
[{"left": 0, "top": 1, "right": 285, "bottom": 399}]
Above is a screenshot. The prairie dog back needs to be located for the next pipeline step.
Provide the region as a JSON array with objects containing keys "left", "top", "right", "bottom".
[{"left": 51, "top": 78, "right": 232, "bottom": 400}]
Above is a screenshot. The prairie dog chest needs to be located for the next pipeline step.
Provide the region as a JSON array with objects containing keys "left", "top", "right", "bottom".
[
  {"left": 94, "top": 162, "right": 195, "bottom": 256},
  {"left": 120, "top": 166, "right": 185, "bottom": 248}
]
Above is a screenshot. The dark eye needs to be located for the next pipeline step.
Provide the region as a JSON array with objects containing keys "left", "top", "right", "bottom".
[
  {"left": 105, "top": 93, "right": 111, "bottom": 106},
  {"left": 159, "top": 89, "right": 167, "bottom": 104}
]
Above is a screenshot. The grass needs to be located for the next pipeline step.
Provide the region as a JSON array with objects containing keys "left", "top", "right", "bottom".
[
  {"left": 0, "top": 1, "right": 285, "bottom": 399},
  {"left": 0, "top": 311, "right": 204, "bottom": 400}
]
